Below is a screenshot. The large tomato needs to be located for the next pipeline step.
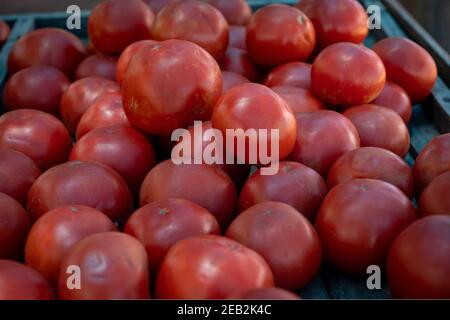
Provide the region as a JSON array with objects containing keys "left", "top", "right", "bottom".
[
  {"left": 271, "top": 86, "right": 325, "bottom": 113},
  {"left": 370, "top": 81, "right": 412, "bottom": 123},
  {"left": 418, "top": 171, "right": 450, "bottom": 217},
  {"left": 264, "top": 62, "right": 312, "bottom": 89},
  {"left": 222, "top": 71, "right": 249, "bottom": 94},
  {"left": 231, "top": 287, "right": 300, "bottom": 300},
  {"left": 206, "top": 0, "right": 252, "bottom": 26},
  {"left": 74, "top": 54, "right": 117, "bottom": 81},
  {"left": 219, "top": 47, "right": 260, "bottom": 82}
]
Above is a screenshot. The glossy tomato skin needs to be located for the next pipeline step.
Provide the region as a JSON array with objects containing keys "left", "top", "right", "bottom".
[
  {"left": 219, "top": 47, "right": 260, "bottom": 82},
  {"left": 226, "top": 202, "right": 321, "bottom": 289},
  {"left": 25, "top": 205, "right": 116, "bottom": 286},
  {"left": 27, "top": 161, "right": 133, "bottom": 222},
  {"left": 0, "top": 109, "right": 72, "bottom": 171},
  {"left": 246, "top": 4, "right": 315, "bottom": 66},
  {"left": 418, "top": 171, "right": 450, "bottom": 217},
  {"left": 206, "top": 0, "right": 252, "bottom": 26},
  {"left": 3, "top": 66, "right": 70, "bottom": 115},
  {"left": 229, "top": 26, "right": 246, "bottom": 50},
  {"left": 373, "top": 37, "right": 437, "bottom": 103},
  {"left": 327, "top": 147, "right": 414, "bottom": 198},
  {"left": 58, "top": 232, "right": 150, "bottom": 300},
  {"left": 155, "top": 235, "right": 274, "bottom": 299},
  {"left": 88, "top": 0, "right": 154, "bottom": 54},
  {"left": 0, "top": 19, "right": 10, "bottom": 45},
  {"left": 74, "top": 54, "right": 117, "bottom": 81},
  {"left": 288, "top": 110, "right": 360, "bottom": 176},
  {"left": 231, "top": 287, "right": 300, "bottom": 300},
  {"left": 271, "top": 86, "right": 325, "bottom": 113},
  {"left": 0, "top": 260, "right": 54, "bottom": 300},
  {"left": 316, "top": 179, "right": 417, "bottom": 275},
  {"left": 370, "top": 81, "right": 412, "bottom": 123},
  {"left": 343, "top": 105, "right": 410, "bottom": 157},
  {"left": 151, "top": 0, "right": 229, "bottom": 60},
  {"left": 387, "top": 215, "right": 450, "bottom": 298},
  {"left": 122, "top": 39, "right": 222, "bottom": 135},
  {"left": 264, "top": 62, "right": 312, "bottom": 89},
  {"left": 222, "top": 71, "right": 249, "bottom": 94}
]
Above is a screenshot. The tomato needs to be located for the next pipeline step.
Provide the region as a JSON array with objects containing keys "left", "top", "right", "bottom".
[
  {"left": 373, "top": 37, "right": 438, "bottom": 103},
  {"left": 25, "top": 205, "right": 116, "bottom": 286},
  {"left": 58, "top": 232, "right": 150, "bottom": 299},
  {"left": 27, "top": 161, "right": 133, "bottom": 222},
  {"left": 123, "top": 39, "right": 222, "bottom": 135},
  {"left": 155, "top": 235, "right": 274, "bottom": 299},
  {"left": 239, "top": 162, "right": 327, "bottom": 221},
  {"left": 271, "top": 86, "right": 325, "bottom": 113},
  {"left": 311, "top": 43, "right": 386, "bottom": 107},
  {"left": 140, "top": 160, "right": 237, "bottom": 228},
  {"left": 0, "top": 19, "right": 10, "bottom": 45},
  {"left": 74, "top": 54, "right": 117, "bottom": 81},
  {"left": 418, "top": 171, "right": 450, "bottom": 217},
  {"left": 327, "top": 147, "right": 414, "bottom": 199},
  {"left": 316, "top": 179, "right": 417, "bottom": 275},
  {"left": 60, "top": 77, "right": 120, "bottom": 134},
  {"left": 144, "top": 0, "right": 178, "bottom": 13},
  {"left": 264, "top": 62, "right": 312, "bottom": 89},
  {"left": 229, "top": 25, "right": 246, "bottom": 50},
  {"left": 343, "top": 105, "right": 410, "bottom": 157},
  {"left": 246, "top": 4, "right": 315, "bottom": 66},
  {"left": 206, "top": 0, "right": 252, "bottom": 26},
  {"left": 0, "top": 260, "right": 54, "bottom": 300},
  {"left": 226, "top": 202, "right": 321, "bottom": 289},
  {"left": 219, "top": 47, "right": 260, "bottom": 82},
  {"left": 0, "top": 149, "right": 41, "bottom": 206},
  {"left": 369, "top": 81, "right": 412, "bottom": 123},
  {"left": 296, "top": 0, "right": 368, "bottom": 48},
  {"left": 413, "top": 133, "right": 450, "bottom": 194},
  {"left": 3, "top": 66, "right": 70, "bottom": 115},
  {"left": 222, "top": 71, "right": 249, "bottom": 94},
  {"left": 76, "top": 92, "right": 130, "bottom": 139},
  {"left": 231, "top": 287, "right": 301, "bottom": 300},
  {"left": 288, "top": 110, "right": 360, "bottom": 176},
  {"left": 0, "top": 109, "right": 72, "bottom": 171},
  {"left": 211, "top": 83, "right": 297, "bottom": 162},
  {"left": 7, "top": 28, "right": 86, "bottom": 77},
  {"left": 88, "top": 0, "right": 154, "bottom": 54},
  {"left": 151, "top": 1, "right": 229, "bottom": 60}
]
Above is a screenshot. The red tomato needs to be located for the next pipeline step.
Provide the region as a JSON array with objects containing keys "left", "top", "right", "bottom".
[
  {"left": 206, "top": 0, "right": 252, "bottom": 26},
  {"left": 231, "top": 287, "right": 301, "bottom": 300},
  {"left": 418, "top": 171, "right": 450, "bottom": 217},
  {"left": 226, "top": 202, "right": 321, "bottom": 289},
  {"left": 0, "top": 19, "right": 10, "bottom": 45},
  {"left": 327, "top": 147, "right": 414, "bottom": 198},
  {"left": 0, "top": 149, "right": 41, "bottom": 206},
  {"left": 343, "top": 105, "right": 410, "bottom": 157},
  {"left": 222, "top": 71, "right": 249, "bottom": 94},
  {"left": 264, "top": 62, "right": 312, "bottom": 89},
  {"left": 229, "top": 25, "right": 246, "bottom": 50},
  {"left": 239, "top": 162, "right": 327, "bottom": 221},
  {"left": 288, "top": 110, "right": 360, "bottom": 176},
  {"left": 271, "top": 86, "right": 325, "bottom": 113},
  {"left": 88, "top": 0, "right": 154, "bottom": 54},
  {"left": 58, "top": 232, "right": 150, "bottom": 299},
  {"left": 0, "top": 109, "right": 72, "bottom": 171},
  {"left": 155, "top": 235, "right": 274, "bottom": 299},
  {"left": 27, "top": 161, "right": 133, "bottom": 222},
  {"left": 246, "top": 4, "right": 315, "bottom": 66},
  {"left": 74, "top": 54, "right": 117, "bottom": 81},
  {"left": 369, "top": 81, "right": 412, "bottom": 123},
  {"left": 25, "top": 205, "right": 116, "bottom": 286},
  {"left": 144, "top": 0, "right": 178, "bottom": 14},
  {"left": 7, "top": 28, "right": 86, "bottom": 77},
  {"left": 3, "top": 66, "right": 70, "bottom": 115},
  {"left": 122, "top": 39, "right": 222, "bottom": 135},
  {"left": 0, "top": 260, "right": 54, "bottom": 300},
  {"left": 297, "top": 0, "right": 368, "bottom": 48},
  {"left": 311, "top": 43, "right": 386, "bottom": 107},
  {"left": 140, "top": 160, "right": 237, "bottom": 228},
  {"left": 219, "top": 47, "right": 260, "bottom": 82},
  {"left": 373, "top": 37, "right": 437, "bottom": 103},
  {"left": 151, "top": 0, "right": 229, "bottom": 60},
  {"left": 125, "top": 198, "right": 220, "bottom": 273},
  {"left": 316, "top": 179, "right": 417, "bottom": 275}
]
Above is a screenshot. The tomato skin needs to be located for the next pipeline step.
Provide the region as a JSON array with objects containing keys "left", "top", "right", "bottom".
[
  {"left": 316, "top": 179, "right": 417, "bottom": 275},
  {"left": 418, "top": 171, "right": 450, "bottom": 217},
  {"left": 88, "top": 0, "right": 154, "bottom": 54},
  {"left": 0, "top": 19, "right": 10, "bottom": 45},
  {"left": 0, "top": 109, "right": 72, "bottom": 171},
  {"left": 3, "top": 66, "right": 70, "bottom": 115},
  {"left": 373, "top": 37, "right": 437, "bottom": 103},
  {"left": 229, "top": 26, "right": 246, "bottom": 50},
  {"left": 155, "top": 235, "right": 274, "bottom": 299},
  {"left": 246, "top": 4, "right": 315, "bottom": 66},
  {"left": 0, "top": 260, "right": 54, "bottom": 300},
  {"left": 122, "top": 39, "right": 222, "bottom": 135},
  {"left": 222, "top": 71, "right": 249, "bottom": 94},
  {"left": 25, "top": 205, "right": 116, "bottom": 286},
  {"left": 58, "top": 232, "right": 150, "bottom": 300},
  {"left": 74, "top": 54, "right": 117, "bottom": 81},
  {"left": 387, "top": 215, "right": 450, "bottom": 298},
  {"left": 264, "top": 62, "right": 311, "bottom": 89},
  {"left": 271, "top": 86, "right": 325, "bottom": 113},
  {"left": 230, "top": 287, "right": 301, "bottom": 300},
  {"left": 327, "top": 147, "right": 414, "bottom": 199},
  {"left": 206, "top": 0, "right": 252, "bottom": 26},
  {"left": 219, "top": 47, "right": 260, "bottom": 82}
]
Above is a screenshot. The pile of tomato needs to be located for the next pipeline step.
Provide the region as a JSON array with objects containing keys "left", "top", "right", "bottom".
[{"left": 0, "top": 0, "right": 449, "bottom": 300}]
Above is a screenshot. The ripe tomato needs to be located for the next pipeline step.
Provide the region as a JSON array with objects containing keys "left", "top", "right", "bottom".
[
  {"left": 88, "top": 0, "right": 154, "bottom": 54},
  {"left": 151, "top": 0, "right": 229, "bottom": 60},
  {"left": 122, "top": 39, "right": 222, "bottom": 135},
  {"left": 311, "top": 43, "right": 386, "bottom": 107},
  {"left": 3, "top": 66, "right": 70, "bottom": 115},
  {"left": 327, "top": 147, "right": 414, "bottom": 199},
  {"left": 27, "top": 161, "right": 133, "bottom": 222},
  {"left": 370, "top": 81, "right": 412, "bottom": 123},
  {"left": 343, "top": 105, "right": 410, "bottom": 157},
  {"left": 229, "top": 25, "right": 246, "bottom": 50},
  {"left": 271, "top": 86, "right": 325, "bottom": 113},
  {"left": 288, "top": 110, "right": 360, "bottom": 176},
  {"left": 264, "top": 62, "right": 312, "bottom": 89},
  {"left": 418, "top": 171, "right": 450, "bottom": 217},
  {"left": 231, "top": 287, "right": 301, "bottom": 300},
  {"left": 58, "top": 232, "right": 150, "bottom": 299},
  {"left": 219, "top": 47, "right": 260, "bottom": 82},
  {"left": 74, "top": 54, "right": 117, "bottom": 81},
  {"left": 25, "top": 205, "right": 116, "bottom": 286},
  {"left": 0, "top": 109, "right": 72, "bottom": 171},
  {"left": 222, "top": 71, "right": 249, "bottom": 94},
  {"left": 155, "top": 235, "right": 274, "bottom": 299},
  {"left": 0, "top": 19, "right": 10, "bottom": 45},
  {"left": 316, "top": 179, "right": 417, "bottom": 275},
  {"left": 373, "top": 37, "right": 437, "bottom": 103},
  {"left": 206, "top": 0, "right": 252, "bottom": 26},
  {"left": 246, "top": 4, "right": 315, "bottom": 66}
]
